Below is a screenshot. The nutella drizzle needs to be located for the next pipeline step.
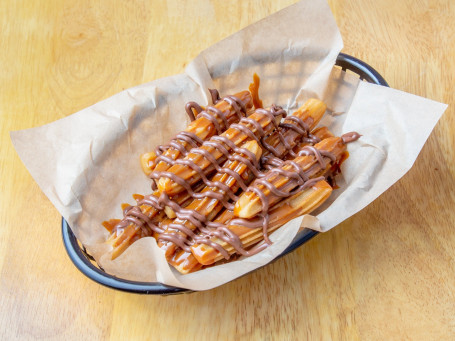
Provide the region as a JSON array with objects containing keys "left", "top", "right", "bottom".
[
  {"left": 209, "top": 89, "right": 221, "bottom": 105},
  {"left": 114, "top": 93, "right": 361, "bottom": 262},
  {"left": 185, "top": 102, "right": 203, "bottom": 122},
  {"left": 341, "top": 131, "right": 361, "bottom": 144},
  {"left": 154, "top": 93, "right": 249, "bottom": 175}
]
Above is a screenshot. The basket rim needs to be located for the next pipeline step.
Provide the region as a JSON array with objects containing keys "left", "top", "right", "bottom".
[{"left": 61, "top": 52, "right": 389, "bottom": 295}]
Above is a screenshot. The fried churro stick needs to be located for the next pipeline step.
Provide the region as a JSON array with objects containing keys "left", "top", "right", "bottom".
[
  {"left": 285, "top": 126, "right": 335, "bottom": 161},
  {"left": 168, "top": 208, "right": 234, "bottom": 274},
  {"left": 108, "top": 100, "right": 322, "bottom": 260},
  {"left": 155, "top": 107, "right": 285, "bottom": 196},
  {"left": 162, "top": 104, "right": 324, "bottom": 265},
  {"left": 167, "top": 126, "right": 335, "bottom": 273},
  {"left": 311, "top": 126, "right": 335, "bottom": 140},
  {"left": 287, "top": 126, "right": 334, "bottom": 158},
  {"left": 104, "top": 183, "right": 204, "bottom": 259},
  {"left": 163, "top": 101, "right": 326, "bottom": 245},
  {"left": 107, "top": 211, "right": 167, "bottom": 260},
  {"left": 157, "top": 140, "right": 262, "bottom": 259},
  {"left": 234, "top": 137, "right": 347, "bottom": 219},
  {"left": 183, "top": 180, "right": 332, "bottom": 269},
  {"left": 140, "top": 152, "right": 158, "bottom": 177},
  {"left": 261, "top": 99, "right": 326, "bottom": 160},
  {"left": 140, "top": 90, "right": 254, "bottom": 176}
]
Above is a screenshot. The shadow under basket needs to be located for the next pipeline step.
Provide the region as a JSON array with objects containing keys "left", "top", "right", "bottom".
[{"left": 62, "top": 53, "right": 389, "bottom": 295}]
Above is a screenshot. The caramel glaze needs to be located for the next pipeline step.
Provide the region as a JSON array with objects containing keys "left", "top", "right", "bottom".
[
  {"left": 235, "top": 147, "right": 332, "bottom": 248},
  {"left": 184, "top": 89, "right": 223, "bottom": 122},
  {"left": 151, "top": 93, "right": 248, "bottom": 190},
  {"left": 147, "top": 106, "right": 287, "bottom": 257},
  {"left": 113, "top": 104, "right": 284, "bottom": 251},
  {"left": 157, "top": 152, "right": 259, "bottom": 256},
  {"left": 149, "top": 105, "right": 287, "bottom": 196},
  {"left": 155, "top": 105, "right": 333, "bottom": 260},
  {"left": 166, "top": 146, "right": 334, "bottom": 260},
  {"left": 113, "top": 95, "right": 361, "bottom": 263},
  {"left": 186, "top": 134, "right": 360, "bottom": 260},
  {"left": 260, "top": 111, "right": 322, "bottom": 169},
  {"left": 248, "top": 73, "right": 263, "bottom": 109}
]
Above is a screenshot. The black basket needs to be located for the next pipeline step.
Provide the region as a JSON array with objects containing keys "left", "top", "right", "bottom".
[{"left": 62, "top": 53, "right": 389, "bottom": 295}]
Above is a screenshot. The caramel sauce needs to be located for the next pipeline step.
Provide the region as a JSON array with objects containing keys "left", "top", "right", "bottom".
[{"left": 111, "top": 89, "right": 361, "bottom": 262}]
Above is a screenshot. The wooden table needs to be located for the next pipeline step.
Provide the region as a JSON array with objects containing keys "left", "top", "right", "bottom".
[{"left": 1, "top": 1, "right": 454, "bottom": 339}]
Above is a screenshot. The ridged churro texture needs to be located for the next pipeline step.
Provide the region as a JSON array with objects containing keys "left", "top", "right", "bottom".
[
  {"left": 140, "top": 90, "right": 253, "bottom": 176},
  {"left": 234, "top": 137, "right": 346, "bottom": 219},
  {"left": 261, "top": 99, "right": 326, "bottom": 158},
  {"left": 191, "top": 180, "right": 332, "bottom": 266},
  {"left": 104, "top": 94, "right": 350, "bottom": 272},
  {"left": 157, "top": 140, "right": 262, "bottom": 259},
  {"left": 157, "top": 108, "right": 283, "bottom": 196}
]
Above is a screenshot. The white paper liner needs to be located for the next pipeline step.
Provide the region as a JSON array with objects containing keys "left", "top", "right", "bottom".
[{"left": 11, "top": 0, "right": 447, "bottom": 290}]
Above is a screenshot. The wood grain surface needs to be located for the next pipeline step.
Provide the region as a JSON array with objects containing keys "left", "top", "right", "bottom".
[{"left": 1, "top": 0, "right": 454, "bottom": 340}]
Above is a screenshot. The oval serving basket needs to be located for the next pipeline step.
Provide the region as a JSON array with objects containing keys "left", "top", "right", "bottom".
[{"left": 62, "top": 53, "right": 389, "bottom": 295}]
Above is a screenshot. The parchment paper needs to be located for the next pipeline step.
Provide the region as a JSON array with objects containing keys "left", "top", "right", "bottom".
[{"left": 11, "top": 0, "right": 447, "bottom": 291}]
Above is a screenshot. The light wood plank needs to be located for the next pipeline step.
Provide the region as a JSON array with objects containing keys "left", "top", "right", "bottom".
[{"left": 1, "top": 0, "right": 454, "bottom": 340}]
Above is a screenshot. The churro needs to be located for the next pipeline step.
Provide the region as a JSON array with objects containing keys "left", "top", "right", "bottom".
[{"left": 102, "top": 77, "right": 361, "bottom": 274}]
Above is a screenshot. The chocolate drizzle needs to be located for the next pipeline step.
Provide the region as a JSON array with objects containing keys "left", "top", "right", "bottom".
[
  {"left": 112, "top": 94, "right": 361, "bottom": 264},
  {"left": 114, "top": 203, "right": 163, "bottom": 236},
  {"left": 209, "top": 89, "right": 221, "bottom": 105},
  {"left": 185, "top": 102, "right": 203, "bottom": 122},
  {"left": 150, "top": 106, "right": 287, "bottom": 201},
  {"left": 155, "top": 131, "right": 204, "bottom": 156},
  {"left": 153, "top": 93, "right": 250, "bottom": 178},
  {"left": 260, "top": 112, "right": 321, "bottom": 166},
  {"left": 237, "top": 146, "right": 333, "bottom": 247},
  {"left": 341, "top": 131, "right": 361, "bottom": 144}
]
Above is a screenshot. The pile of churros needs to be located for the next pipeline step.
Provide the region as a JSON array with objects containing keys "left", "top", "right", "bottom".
[{"left": 102, "top": 75, "right": 360, "bottom": 274}]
